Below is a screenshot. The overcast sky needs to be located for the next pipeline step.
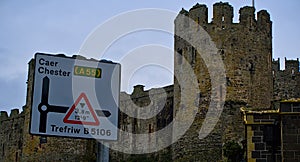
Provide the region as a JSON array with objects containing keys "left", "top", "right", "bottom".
[{"left": 0, "top": 0, "right": 299, "bottom": 113}]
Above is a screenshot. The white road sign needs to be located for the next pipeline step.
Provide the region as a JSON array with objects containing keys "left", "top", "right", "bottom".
[{"left": 30, "top": 53, "right": 120, "bottom": 140}]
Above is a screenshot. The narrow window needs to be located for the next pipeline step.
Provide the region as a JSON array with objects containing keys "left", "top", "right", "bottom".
[
  {"left": 2, "top": 144, "right": 4, "bottom": 156},
  {"left": 15, "top": 152, "right": 18, "bottom": 162},
  {"left": 177, "top": 49, "right": 183, "bottom": 65},
  {"left": 133, "top": 118, "right": 137, "bottom": 133},
  {"left": 222, "top": 16, "right": 225, "bottom": 22},
  {"left": 148, "top": 124, "right": 152, "bottom": 133},
  {"left": 221, "top": 49, "right": 225, "bottom": 55},
  {"left": 249, "top": 62, "right": 255, "bottom": 74},
  {"left": 191, "top": 47, "right": 196, "bottom": 65},
  {"left": 219, "top": 85, "right": 223, "bottom": 100}
]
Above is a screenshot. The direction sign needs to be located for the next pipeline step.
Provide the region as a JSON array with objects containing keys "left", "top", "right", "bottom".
[{"left": 30, "top": 53, "right": 120, "bottom": 140}]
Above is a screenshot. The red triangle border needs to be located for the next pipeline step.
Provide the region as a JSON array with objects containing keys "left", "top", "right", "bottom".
[{"left": 63, "top": 93, "right": 100, "bottom": 126}]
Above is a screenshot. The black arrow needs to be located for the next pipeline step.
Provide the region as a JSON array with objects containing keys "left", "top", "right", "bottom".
[
  {"left": 41, "top": 76, "right": 49, "bottom": 104},
  {"left": 95, "top": 110, "right": 111, "bottom": 117}
]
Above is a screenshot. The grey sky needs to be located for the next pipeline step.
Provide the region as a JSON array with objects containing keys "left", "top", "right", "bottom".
[{"left": 0, "top": 0, "right": 299, "bottom": 112}]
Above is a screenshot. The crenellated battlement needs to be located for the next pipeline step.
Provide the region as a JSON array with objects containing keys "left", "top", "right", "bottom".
[
  {"left": 285, "top": 58, "right": 299, "bottom": 72},
  {"left": 0, "top": 109, "right": 23, "bottom": 122},
  {"left": 272, "top": 58, "right": 300, "bottom": 72},
  {"left": 257, "top": 10, "right": 271, "bottom": 30},
  {"left": 273, "top": 58, "right": 300, "bottom": 100},
  {"left": 272, "top": 58, "right": 280, "bottom": 72},
  {"left": 175, "top": 1, "right": 271, "bottom": 32},
  {"left": 189, "top": 3, "right": 208, "bottom": 25},
  {"left": 213, "top": 2, "right": 233, "bottom": 24},
  {"left": 174, "top": 1, "right": 273, "bottom": 109}
]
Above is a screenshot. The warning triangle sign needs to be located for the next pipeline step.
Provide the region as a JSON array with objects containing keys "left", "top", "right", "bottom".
[{"left": 63, "top": 93, "right": 100, "bottom": 126}]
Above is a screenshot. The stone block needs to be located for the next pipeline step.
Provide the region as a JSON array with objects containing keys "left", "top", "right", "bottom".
[
  {"left": 283, "top": 143, "right": 300, "bottom": 150},
  {"left": 283, "top": 151, "right": 295, "bottom": 158},
  {"left": 282, "top": 135, "right": 297, "bottom": 143},
  {"left": 255, "top": 143, "right": 266, "bottom": 150},
  {"left": 252, "top": 136, "right": 262, "bottom": 143},
  {"left": 254, "top": 131, "right": 263, "bottom": 136},
  {"left": 293, "top": 108, "right": 300, "bottom": 112},
  {"left": 256, "top": 158, "right": 267, "bottom": 162},
  {"left": 252, "top": 150, "right": 261, "bottom": 158}
]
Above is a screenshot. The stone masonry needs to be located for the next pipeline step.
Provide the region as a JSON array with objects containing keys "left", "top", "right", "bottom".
[
  {"left": 272, "top": 58, "right": 300, "bottom": 101},
  {"left": 110, "top": 85, "right": 173, "bottom": 161},
  {"left": 1, "top": 2, "right": 300, "bottom": 162},
  {"left": 173, "top": 2, "right": 273, "bottom": 161},
  {"left": 242, "top": 100, "right": 300, "bottom": 162}
]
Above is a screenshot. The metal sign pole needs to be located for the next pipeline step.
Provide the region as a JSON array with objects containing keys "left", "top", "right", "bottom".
[{"left": 97, "top": 141, "right": 109, "bottom": 162}]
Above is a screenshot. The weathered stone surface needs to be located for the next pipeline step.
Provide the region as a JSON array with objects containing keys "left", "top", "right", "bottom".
[
  {"left": 173, "top": 2, "right": 272, "bottom": 161},
  {"left": 110, "top": 85, "right": 174, "bottom": 161},
  {"left": 0, "top": 2, "right": 299, "bottom": 162},
  {"left": 273, "top": 58, "right": 300, "bottom": 101}
]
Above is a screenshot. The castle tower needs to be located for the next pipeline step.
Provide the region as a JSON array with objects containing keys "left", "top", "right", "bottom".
[{"left": 173, "top": 2, "right": 272, "bottom": 161}]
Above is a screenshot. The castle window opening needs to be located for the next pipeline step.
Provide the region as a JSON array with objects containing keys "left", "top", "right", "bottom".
[
  {"left": 191, "top": 47, "right": 196, "bottom": 65},
  {"left": 249, "top": 62, "right": 255, "bottom": 74},
  {"left": 148, "top": 124, "right": 152, "bottom": 133},
  {"left": 221, "top": 49, "right": 225, "bottom": 55},
  {"left": 177, "top": 49, "right": 183, "bottom": 65},
  {"left": 133, "top": 118, "right": 137, "bottom": 133},
  {"left": 222, "top": 15, "right": 225, "bottom": 22},
  {"left": 2, "top": 144, "right": 4, "bottom": 156},
  {"left": 15, "top": 151, "right": 18, "bottom": 162}
]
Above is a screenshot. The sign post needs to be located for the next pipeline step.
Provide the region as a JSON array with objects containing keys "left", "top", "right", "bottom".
[
  {"left": 97, "top": 142, "right": 109, "bottom": 162},
  {"left": 30, "top": 53, "right": 120, "bottom": 141}
]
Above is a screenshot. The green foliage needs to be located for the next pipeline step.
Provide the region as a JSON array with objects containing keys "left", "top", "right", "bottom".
[{"left": 222, "top": 141, "right": 243, "bottom": 162}]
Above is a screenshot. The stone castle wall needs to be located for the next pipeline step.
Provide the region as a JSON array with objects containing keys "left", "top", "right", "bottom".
[
  {"left": 110, "top": 85, "right": 174, "bottom": 161},
  {"left": 174, "top": 2, "right": 272, "bottom": 109},
  {"left": 173, "top": 2, "right": 273, "bottom": 161},
  {"left": 0, "top": 2, "right": 299, "bottom": 162},
  {"left": 273, "top": 58, "right": 300, "bottom": 101},
  {"left": 0, "top": 109, "right": 96, "bottom": 162},
  {"left": 0, "top": 109, "right": 25, "bottom": 162}
]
